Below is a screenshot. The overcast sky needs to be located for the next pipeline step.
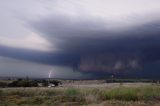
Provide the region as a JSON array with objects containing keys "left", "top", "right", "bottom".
[{"left": 0, "top": 0, "right": 160, "bottom": 79}]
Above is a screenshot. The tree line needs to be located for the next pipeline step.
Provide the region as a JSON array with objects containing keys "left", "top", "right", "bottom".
[{"left": 0, "top": 78, "right": 61, "bottom": 88}]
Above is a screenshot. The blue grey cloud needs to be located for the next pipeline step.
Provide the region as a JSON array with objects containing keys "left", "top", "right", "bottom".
[{"left": 1, "top": 0, "right": 160, "bottom": 79}]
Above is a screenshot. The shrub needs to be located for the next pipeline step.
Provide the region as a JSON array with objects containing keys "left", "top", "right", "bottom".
[
  {"left": 65, "top": 88, "right": 79, "bottom": 96},
  {"left": 0, "top": 81, "right": 8, "bottom": 88},
  {"left": 8, "top": 80, "right": 38, "bottom": 87}
]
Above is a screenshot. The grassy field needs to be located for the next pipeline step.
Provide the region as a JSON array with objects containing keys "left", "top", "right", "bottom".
[{"left": 0, "top": 83, "right": 160, "bottom": 106}]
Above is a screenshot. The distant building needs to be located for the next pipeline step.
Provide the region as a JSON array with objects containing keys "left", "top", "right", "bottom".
[{"left": 48, "top": 83, "right": 56, "bottom": 87}]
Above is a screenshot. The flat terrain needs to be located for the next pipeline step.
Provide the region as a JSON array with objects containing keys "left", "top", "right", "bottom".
[{"left": 0, "top": 82, "right": 160, "bottom": 106}]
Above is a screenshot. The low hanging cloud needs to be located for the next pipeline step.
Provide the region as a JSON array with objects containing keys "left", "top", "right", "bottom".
[
  {"left": 26, "top": 12, "right": 160, "bottom": 75},
  {"left": 1, "top": 0, "right": 160, "bottom": 78},
  {"left": 0, "top": 56, "right": 91, "bottom": 79}
]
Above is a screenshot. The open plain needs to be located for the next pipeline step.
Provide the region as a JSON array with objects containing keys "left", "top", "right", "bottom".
[{"left": 0, "top": 82, "right": 160, "bottom": 106}]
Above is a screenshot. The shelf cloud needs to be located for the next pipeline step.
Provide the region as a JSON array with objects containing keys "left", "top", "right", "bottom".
[{"left": 0, "top": 0, "right": 160, "bottom": 79}]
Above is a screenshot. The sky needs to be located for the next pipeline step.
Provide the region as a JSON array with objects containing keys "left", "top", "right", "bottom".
[{"left": 0, "top": 0, "right": 160, "bottom": 79}]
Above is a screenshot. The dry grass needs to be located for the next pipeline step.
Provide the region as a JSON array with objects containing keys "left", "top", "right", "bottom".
[{"left": 0, "top": 84, "right": 160, "bottom": 106}]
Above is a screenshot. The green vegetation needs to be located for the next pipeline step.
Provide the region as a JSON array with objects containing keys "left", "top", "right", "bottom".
[
  {"left": 0, "top": 85, "right": 160, "bottom": 106},
  {"left": 0, "top": 81, "right": 8, "bottom": 88},
  {"left": 104, "top": 86, "right": 160, "bottom": 101},
  {"left": 0, "top": 79, "right": 62, "bottom": 87},
  {"left": 8, "top": 79, "right": 38, "bottom": 87},
  {"left": 65, "top": 88, "right": 79, "bottom": 96},
  {"left": 105, "top": 78, "right": 155, "bottom": 83}
]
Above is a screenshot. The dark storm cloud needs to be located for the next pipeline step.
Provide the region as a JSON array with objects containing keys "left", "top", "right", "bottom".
[
  {"left": 0, "top": 45, "right": 80, "bottom": 66},
  {"left": 1, "top": 12, "right": 160, "bottom": 79},
  {"left": 24, "top": 14, "right": 160, "bottom": 78},
  {"left": 1, "top": 0, "right": 160, "bottom": 79},
  {"left": 29, "top": 14, "right": 160, "bottom": 52}
]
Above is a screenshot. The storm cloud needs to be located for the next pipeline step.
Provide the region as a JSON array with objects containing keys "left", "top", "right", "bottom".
[
  {"left": 27, "top": 12, "right": 160, "bottom": 75},
  {"left": 1, "top": 0, "right": 160, "bottom": 79}
]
